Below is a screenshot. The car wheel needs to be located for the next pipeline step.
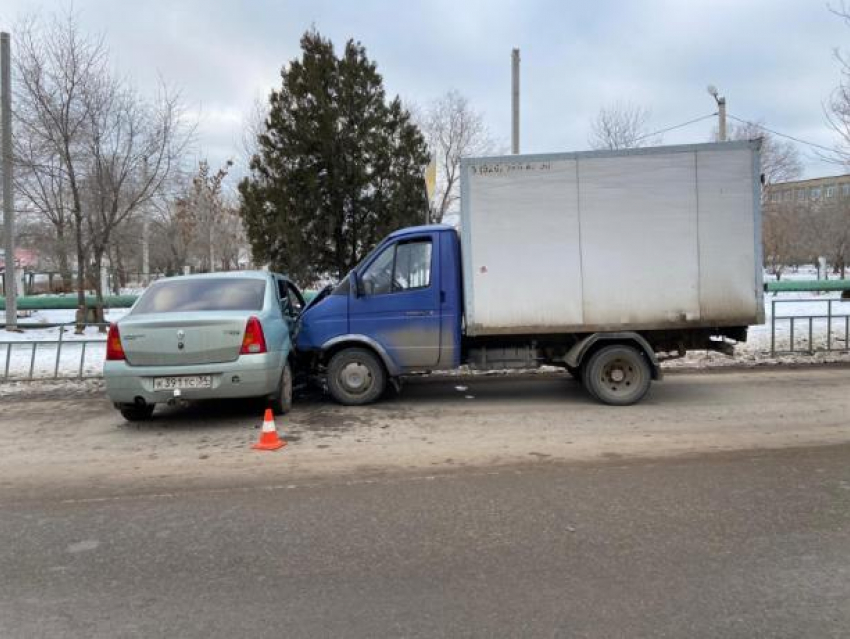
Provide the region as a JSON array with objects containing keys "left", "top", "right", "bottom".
[
  {"left": 583, "top": 345, "right": 651, "bottom": 406},
  {"left": 119, "top": 404, "right": 156, "bottom": 421},
  {"left": 327, "top": 347, "right": 386, "bottom": 406},
  {"left": 270, "top": 361, "right": 293, "bottom": 415}
]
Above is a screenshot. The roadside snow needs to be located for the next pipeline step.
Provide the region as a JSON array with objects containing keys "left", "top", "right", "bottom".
[{"left": 0, "top": 310, "right": 127, "bottom": 380}]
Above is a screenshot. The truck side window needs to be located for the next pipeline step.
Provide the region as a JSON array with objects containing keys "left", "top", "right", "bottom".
[
  {"left": 360, "top": 239, "right": 432, "bottom": 295},
  {"left": 394, "top": 240, "right": 432, "bottom": 290},
  {"left": 361, "top": 245, "right": 395, "bottom": 295}
]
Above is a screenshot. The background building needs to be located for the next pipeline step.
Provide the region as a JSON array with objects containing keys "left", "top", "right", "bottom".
[{"left": 766, "top": 174, "right": 850, "bottom": 205}]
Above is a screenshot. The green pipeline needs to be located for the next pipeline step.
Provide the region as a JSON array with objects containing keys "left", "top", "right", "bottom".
[{"left": 764, "top": 279, "right": 850, "bottom": 293}]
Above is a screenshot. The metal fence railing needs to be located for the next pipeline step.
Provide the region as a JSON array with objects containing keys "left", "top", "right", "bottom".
[
  {"left": 0, "top": 323, "right": 108, "bottom": 381},
  {"left": 770, "top": 298, "right": 850, "bottom": 356}
]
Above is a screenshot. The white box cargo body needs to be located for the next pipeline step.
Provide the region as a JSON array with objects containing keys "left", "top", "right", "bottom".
[{"left": 459, "top": 140, "right": 764, "bottom": 336}]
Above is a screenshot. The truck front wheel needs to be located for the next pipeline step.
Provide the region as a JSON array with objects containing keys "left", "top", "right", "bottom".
[
  {"left": 327, "top": 348, "right": 387, "bottom": 406},
  {"left": 583, "top": 345, "right": 651, "bottom": 406}
]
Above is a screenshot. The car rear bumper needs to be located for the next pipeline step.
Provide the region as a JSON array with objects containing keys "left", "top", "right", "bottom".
[{"left": 104, "top": 351, "right": 285, "bottom": 405}]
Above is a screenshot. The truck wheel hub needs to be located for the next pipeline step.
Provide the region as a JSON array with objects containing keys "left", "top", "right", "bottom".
[
  {"left": 340, "top": 362, "right": 371, "bottom": 393},
  {"left": 609, "top": 367, "right": 626, "bottom": 383}
]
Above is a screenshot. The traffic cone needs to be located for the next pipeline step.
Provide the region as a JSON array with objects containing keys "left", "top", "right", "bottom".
[{"left": 252, "top": 408, "right": 286, "bottom": 451}]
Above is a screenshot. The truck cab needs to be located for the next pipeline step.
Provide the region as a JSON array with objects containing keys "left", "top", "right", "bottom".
[{"left": 296, "top": 225, "right": 462, "bottom": 404}]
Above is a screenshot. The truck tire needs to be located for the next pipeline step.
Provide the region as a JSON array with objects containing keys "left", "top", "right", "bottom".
[
  {"left": 270, "top": 361, "right": 293, "bottom": 415},
  {"left": 583, "top": 345, "right": 651, "bottom": 406},
  {"left": 119, "top": 404, "right": 155, "bottom": 422},
  {"left": 327, "top": 348, "right": 386, "bottom": 406}
]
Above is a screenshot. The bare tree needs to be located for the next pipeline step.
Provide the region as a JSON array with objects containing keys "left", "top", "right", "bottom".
[
  {"left": 13, "top": 124, "right": 75, "bottom": 288},
  {"left": 815, "top": 195, "right": 850, "bottom": 277},
  {"left": 13, "top": 12, "right": 110, "bottom": 310},
  {"left": 588, "top": 101, "right": 660, "bottom": 151},
  {"left": 825, "top": 2, "right": 850, "bottom": 164},
  {"left": 184, "top": 160, "right": 236, "bottom": 271},
  {"left": 82, "top": 78, "right": 190, "bottom": 321},
  {"left": 240, "top": 94, "right": 269, "bottom": 170},
  {"left": 13, "top": 10, "right": 191, "bottom": 325},
  {"left": 419, "top": 90, "right": 496, "bottom": 223},
  {"left": 148, "top": 196, "right": 195, "bottom": 276},
  {"left": 762, "top": 201, "right": 805, "bottom": 280}
]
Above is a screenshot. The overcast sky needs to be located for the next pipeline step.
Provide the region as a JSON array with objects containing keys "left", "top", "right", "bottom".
[{"left": 1, "top": 0, "right": 847, "bottom": 183}]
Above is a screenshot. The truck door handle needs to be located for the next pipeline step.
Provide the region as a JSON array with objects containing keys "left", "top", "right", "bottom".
[
  {"left": 405, "top": 310, "right": 433, "bottom": 317},
  {"left": 440, "top": 291, "right": 446, "bottom": 304}
]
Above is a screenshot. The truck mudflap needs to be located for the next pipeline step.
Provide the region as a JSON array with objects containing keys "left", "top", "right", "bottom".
[{"left": 564, "top": 332, "right": 662, "bottom": 380}]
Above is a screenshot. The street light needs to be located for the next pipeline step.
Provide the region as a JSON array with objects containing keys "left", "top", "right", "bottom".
[{"left": 707, "top": 84, "right": 727, "bottom": 142}]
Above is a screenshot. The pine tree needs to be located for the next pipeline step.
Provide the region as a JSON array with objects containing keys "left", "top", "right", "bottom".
[{"left": 239, "top": 31, "right": 429, "bottom": 284}]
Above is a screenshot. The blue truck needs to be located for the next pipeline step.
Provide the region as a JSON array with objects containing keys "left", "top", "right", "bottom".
[{"left": 296, "top": 142, "right": 763, "bottom": 406}]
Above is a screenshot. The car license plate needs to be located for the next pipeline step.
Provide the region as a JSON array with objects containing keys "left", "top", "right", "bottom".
[{"left": 153, "top": 375, "right": 212, "bottom": 390}]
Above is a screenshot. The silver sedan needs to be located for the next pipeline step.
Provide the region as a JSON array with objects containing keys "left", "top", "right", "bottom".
[{"left": 104, "top": 271, "right": 304, "bottom": 421}]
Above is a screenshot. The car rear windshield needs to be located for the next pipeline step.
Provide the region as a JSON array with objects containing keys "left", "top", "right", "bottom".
[{"left": 132, "top": 278, "right": 267, "bottom": 314}]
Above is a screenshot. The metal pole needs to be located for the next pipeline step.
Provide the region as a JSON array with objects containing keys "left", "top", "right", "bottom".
[
  {"left": 718, "top": 96, "right": 727, "bottom": 142},
  {"left": 142, "top": 218, "right": 150, "bottom": 285},
  {"left": 1, "top": 32, "right": 17, "bottom": 330},
  {"left": 141, "top": 157, "right": 150, "bottom": 285},
  {"left": 511, "top": 48, "right": 520, "bottom": 154}
]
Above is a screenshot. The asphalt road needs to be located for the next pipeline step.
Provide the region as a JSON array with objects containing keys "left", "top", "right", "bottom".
[
  {"left": 2, "top": 444, "right": 850, "bottom": 638},
  {"left": 3, "top": 367, "right": 850, "bottom": 637},
  {"left": 3, "top": 367, "right": 850, "bottom": 498}
]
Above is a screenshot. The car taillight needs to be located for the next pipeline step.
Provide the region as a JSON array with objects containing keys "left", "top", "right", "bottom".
[
  {"left": 240, "top": 316, "right": 267, "bottom": 354},
  {"left": 106, "top": 323, "right": 125, "bottom": 361}
]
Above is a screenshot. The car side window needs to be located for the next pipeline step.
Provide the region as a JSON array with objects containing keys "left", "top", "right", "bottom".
[
  {"left": 360, "top": 239, "right": 432, "bottom": 296},
  {"left": 276, "top": 277, "right": 293, "bottom": 316},
  {"left": 286, "top": 284, "right": 304, "bottom": 315}
]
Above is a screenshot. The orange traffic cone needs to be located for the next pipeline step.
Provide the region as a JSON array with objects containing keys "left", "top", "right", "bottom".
[{"left": 252, "top": 408, "right": 287, "bottom": 451}]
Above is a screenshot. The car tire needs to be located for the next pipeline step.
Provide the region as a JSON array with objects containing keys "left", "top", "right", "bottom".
[
  {"left": 583, "top": 345, "right": 651, "bottom": 406},
  {"left": 270, "top": 361, "right": 293, "bottom": 415},
  {"left": 119, "top": 404, "right": 156, "bottom": 422},
  {"left": 327, "top": 347, "right": 386, "bottom": 406}
]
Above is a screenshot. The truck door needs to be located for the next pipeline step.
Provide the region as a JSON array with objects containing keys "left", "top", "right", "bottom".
[{"left": 350, "top": 234, "right": 441, "bottom": 369}]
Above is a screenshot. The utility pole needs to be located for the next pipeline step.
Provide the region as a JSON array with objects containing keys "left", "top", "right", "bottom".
[
  {"left": 707, "top": 84, "right": 727, "bottom": 142},
  {"left": 1, "top": 32, "right": 17, "bottom": 330},
  {"left": 142, "top": 219, "right": 150, "bottom": 285},
  {"left": 141, "top": 157, "right": 150, "bottom": 285},
  {"left": 511, "top": 48, "right": 520, "bottom": 154}
]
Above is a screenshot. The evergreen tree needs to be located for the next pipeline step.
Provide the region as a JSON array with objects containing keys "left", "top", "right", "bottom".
[{"left": 239, "top": 31, "right": 430, "bottom": 284}]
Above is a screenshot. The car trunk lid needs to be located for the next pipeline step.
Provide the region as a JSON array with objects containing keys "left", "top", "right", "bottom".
[{"left": 119, "top": 313, "right": 251, "bottom": 366}]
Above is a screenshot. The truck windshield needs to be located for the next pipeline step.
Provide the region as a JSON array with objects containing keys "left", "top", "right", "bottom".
[{"left": 132, "top": 278, "right": 267, "bottom": 314}]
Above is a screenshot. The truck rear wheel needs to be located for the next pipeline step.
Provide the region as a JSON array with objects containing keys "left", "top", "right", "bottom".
[
  {"left": 583, "top": 345, "right": 651, "bottom": 406},
  {"left": 327, "top": 348, "right": 386, "bottom": 406}
]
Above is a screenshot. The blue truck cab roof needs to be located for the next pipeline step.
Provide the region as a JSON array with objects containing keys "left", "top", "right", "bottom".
[{"left": 386, "top": 224, "right": 456, "bottom": 240}]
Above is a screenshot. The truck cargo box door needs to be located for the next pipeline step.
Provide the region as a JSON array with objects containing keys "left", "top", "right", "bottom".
[{"left": 351, "top": 236, "right": 441, "bottom": 369}]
